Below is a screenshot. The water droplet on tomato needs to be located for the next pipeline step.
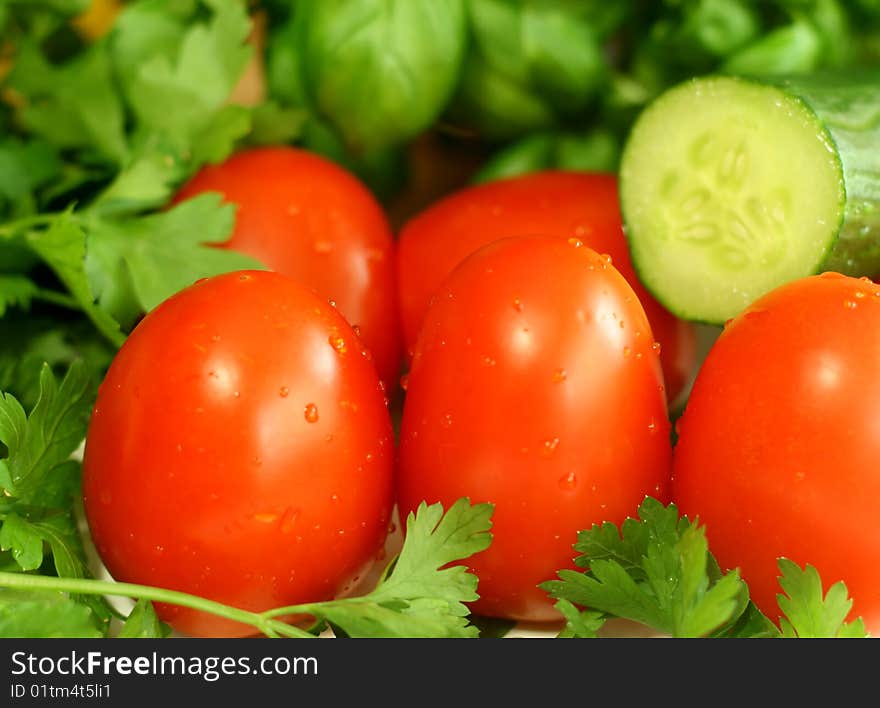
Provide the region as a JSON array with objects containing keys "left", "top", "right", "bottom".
[
  {"left": 482, "top": 355, "right": 496, "bottom": 367},
  {"left": 512, "top": 298, "right": 523, "bottom": 312},
  {"left": 328, "top": 299, "right": 337, "bottom": 309},
  {"left": 854, "top": 290, "right": 866, "bottom": 299},
  {"left": 279, "top": 386, "right": 289, "bottom": 398},
  {"left": 542, "top": 437, "right": 560, "bottom": 456},
  {"left": 558, "top": 472, "right": 577, "bottom": 490},
  {"left": 567, "top": 238, "right": 583, "bottom": 248},
  {"left": 329, "top": 335, "right": 347, "bottom": 353},
  {"left": 648, "top": 420, "right": 657, "bottom": 434},
  {"left": 253, "top": 512, "right": 278, "bottom": 524},
  {"left": 623, "top": 346, "right": 632, "bottom": 358},
  {"left": 304, "top": 403, "right": 319, "bottom": 423},
  {"left": 400, "top": 374, "right": 409, "bottom": 391},
  {"left": 312, "top": 240, "right": 333, "bottom": 254},
  {"left": 442, "top": 413, "right": 453, "bottom": 428},
  {"left": 844, "top": 299, "right": 858, "bottom": 309},
  {"left": 652, "top": 341, "right": 662, "bottom": 355}
]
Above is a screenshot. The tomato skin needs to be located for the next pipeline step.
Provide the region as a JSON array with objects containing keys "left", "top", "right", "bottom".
[
  {"left": 397, "top": 237, "right": 673, "bottom": 622},
  {"left": 396, "top": 171, "right": 697, "bottom": 403},
  {"left": 82, "top": 271, "right": 394, "bottom": 637},
  {"left": 672, "top": 273, "right": 880, "bottom": 633},
  {"left": 175, "top": 146, "right": 401, "bottom": 391}
]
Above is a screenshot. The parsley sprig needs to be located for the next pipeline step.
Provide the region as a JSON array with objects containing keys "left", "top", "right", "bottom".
[
  {"left": 0, "top": 498, "right": 493, "bottom": 639},
  {"left": 542, "top": 497, "right": 869, "bottom": 639}
]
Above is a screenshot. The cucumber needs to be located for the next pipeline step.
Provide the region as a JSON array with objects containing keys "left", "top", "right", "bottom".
[{"left": 620, "top": 73, "right": 880, "bottom": 323}]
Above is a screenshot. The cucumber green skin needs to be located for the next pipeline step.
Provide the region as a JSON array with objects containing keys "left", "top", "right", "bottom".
[
  {"left": 623, "top": 72, "right": 880, "bottom": 323},
  {"left": 783, "top": 73, "right": 880, "bottom": 277}
]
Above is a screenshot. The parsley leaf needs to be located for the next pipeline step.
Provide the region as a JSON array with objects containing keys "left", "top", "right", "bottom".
[
  {"left": 0, "top": 512, "right": 43, "bottom": 570},
  {"left": 0, "top": 274, "right": 38, "bottom": 316},
  {"left": 9, "top": 40, "right": 128, "bottom": 165},
  {"left": 0, "top": 362, "right": 114, "bottom": 632},
  {"left": 286, "top": 498, "right": 494, "bottom": 638},
  {"left": 541, "top": 497, "right": 750, "bottom": 638},
  {"left": 118, "top": 599, "right": 172, "bottom": 638},
  {"left": 0, "top": 589, "right": 102, "bottom": 638},
  {"left": 776, "top": 558, "right": 869, "bottom": 638},
  {"left": 112, "top": 0, "right": 253, "bottom": 156},
  {"left": 554, "top": 599, "right": 604, "bottom": 638},
  {"left": 0, "top": 137, "right": 61, "bottom": 215},
  {"left": 85, "top": 193, "right": 264, "bottom": 327},
  {"left": 0, "top": 313, "right": 113, "bottom": 411},
  {"left": 0, "top": 360, "right": 92, "bottom": 504},
  {"left": 26, "top": 214, "right": 125, "bottom": 347}
]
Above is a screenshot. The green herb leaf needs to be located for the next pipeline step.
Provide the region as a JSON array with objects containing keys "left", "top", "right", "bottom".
[
  {"left": 296, "top": 498, "right": 493, "bottom": 638},
  {"left": 86, "top": 193, "right": 264, "bottom": 327},
  {"left": 0, "top": 137, "right": 61, "bottom": 211},
  {"left": 113, "top": 0, "right": 253, "bottom": 155},
  {"left": 0, "top": 360, "right": 92, "bottom": 503},
  {"left": 554, "top": 599, "right": 604, "bottom": 638},
  {"left": 0, "top": 589, "right": 102, "bottom": 638},
  {"left": 776, "top": 558, "right": 869, "bottom": 638},
  {"left": 0, "top": 512, "right": 44, "bottom": 570},
  {"left": 9, "top": 41, "right": 128, "bottom": 165},
  {"left": 0, "top": 314, "right": 113, "bottom": 412},
  {"left": 541, "top": 497, "right": 750, "bottom": 638},
  {"left": 26, "top": 214, "right": 125, "bottom": 347},
  {"left": 0, "top": 275, "right": 38, "bottom": 317},
  {"left": 119, "top": 599, "right": 172, "bottom": 638}
]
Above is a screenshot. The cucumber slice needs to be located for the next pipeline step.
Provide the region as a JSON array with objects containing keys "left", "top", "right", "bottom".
[{"left": 620, "top": 74, "right": 880, "bottom": 324}]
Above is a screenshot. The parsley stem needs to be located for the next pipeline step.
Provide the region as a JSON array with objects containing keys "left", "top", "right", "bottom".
[
  {"left": 33, "top": 288, "right": 81, "bottom": 311},
  {"left": 0, "top": 571, "right": 315, "bottom": 638},
  {"left": 0, "top": 213, "right": 65, "bottom": 240}
]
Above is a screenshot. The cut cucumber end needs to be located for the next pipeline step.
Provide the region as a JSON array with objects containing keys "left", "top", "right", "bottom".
[{"left": 620, "top": 76, "right": 845, "bottom": 324}]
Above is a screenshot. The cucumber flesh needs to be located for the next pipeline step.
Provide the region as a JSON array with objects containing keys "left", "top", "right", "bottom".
[{"left": 620, "top": 76, "right": 845, "bottom": 324}]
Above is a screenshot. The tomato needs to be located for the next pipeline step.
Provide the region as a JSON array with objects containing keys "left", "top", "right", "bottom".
[
  {"left": 672, "top": 273, "right": 880, "bottom": 634},
  {"left": 174, "top": 146, "right": 401, "bottom": 391},
  {"left": 396, "top": 171, "right": 697, "bottom": 404},
  {"left": 397, "top": 237, "right": 673, "bottom": 622},
  {"left": 82, "top": 270, "right": 394, "bottom": 638}
]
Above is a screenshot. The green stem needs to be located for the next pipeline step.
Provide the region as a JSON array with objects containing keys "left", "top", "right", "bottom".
[
  {"left": 0, "top": 213, "right": 65, "bottom": 240},
  {"left": 33, "top": 289, "right": 81, "bottom": 311},
  {"left": 0, "top": 571, "right": 315, "bottom": 639}
]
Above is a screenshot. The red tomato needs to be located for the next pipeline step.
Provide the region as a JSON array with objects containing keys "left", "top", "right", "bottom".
[
  {"left": 672, "top": 273, "right": 880, "bottom": 634},
  {"left": 396, "top": 171, "right": 697, "bottom": 404},
  {"left": 397, "top": 237, "right": 673, "bottom": 622},
  {"left": 174, "top": 146, "right": 401, "bottom": 391},
  {"left": 82, "top": 270, "right": 394, "bottom": 637}
]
